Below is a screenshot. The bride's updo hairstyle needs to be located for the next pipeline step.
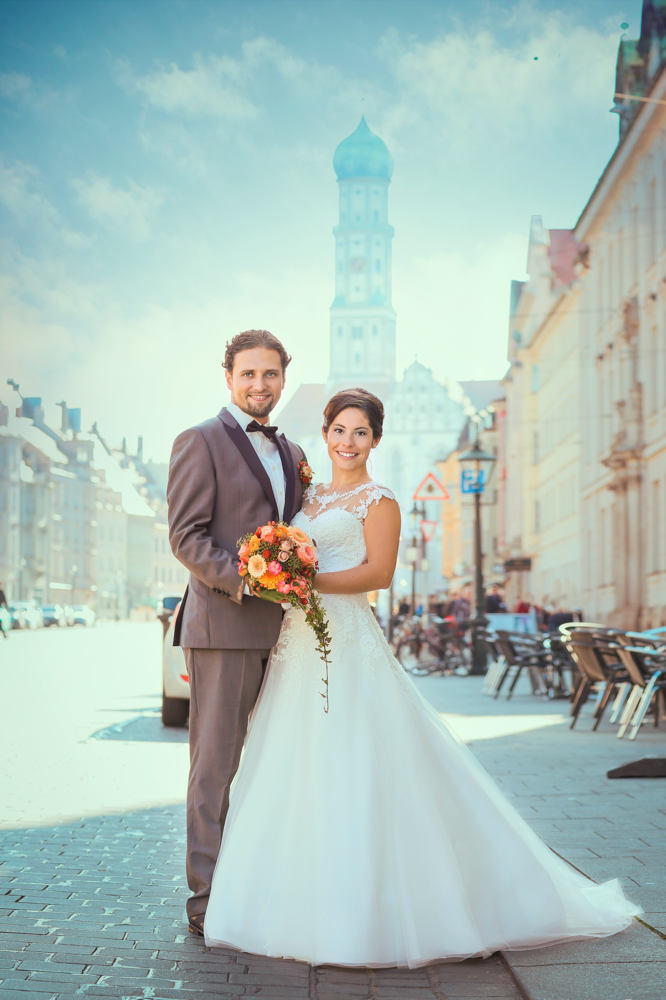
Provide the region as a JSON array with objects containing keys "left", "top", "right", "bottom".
[{"left": 323, "top": 388, "right": 385, "bottom": 443}]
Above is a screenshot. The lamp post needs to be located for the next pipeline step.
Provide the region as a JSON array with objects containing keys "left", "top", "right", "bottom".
[
  {"left": 407, "top": 502, "right": 420, "bottom": 614},
  {"left": 457, "top": 440, "right": 497, "bottom": 674}
]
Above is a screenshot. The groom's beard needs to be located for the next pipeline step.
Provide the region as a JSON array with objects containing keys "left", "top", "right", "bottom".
[{"left": 237, "top": 394, "right": 275, "bottom": 420}]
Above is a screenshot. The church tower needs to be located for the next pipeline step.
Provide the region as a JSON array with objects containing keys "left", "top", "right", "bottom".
[{"left": 326, "top": 118, "right": 396, "bottom": 399}]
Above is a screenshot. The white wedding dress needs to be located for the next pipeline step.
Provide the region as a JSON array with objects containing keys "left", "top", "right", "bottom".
[{"left": 204, "top": 481, "right": 639, "bottom": 967}]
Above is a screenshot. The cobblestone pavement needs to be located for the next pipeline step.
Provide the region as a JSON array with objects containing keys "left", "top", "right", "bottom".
[
  {"left": 3, "top": 625, "right": 666, "bottom": 999},
  {"left": 0, "top": 807, "right": 521, "bottom": 1000},
  {"left": 418, "top": 674, "right": 666, "bottom": 1000}
]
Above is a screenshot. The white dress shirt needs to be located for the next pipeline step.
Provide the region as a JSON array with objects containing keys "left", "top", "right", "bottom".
[{"left": 226, "top": 401, "right": 287, "bottom": 519}]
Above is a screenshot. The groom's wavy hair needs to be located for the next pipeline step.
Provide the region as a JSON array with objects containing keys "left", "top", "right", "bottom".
[
  {"left": 223, "top": 330, "right": 292, "bottom": 374},
  {"left": 323, "top": 388, "right": 384, "bottom": 442}
]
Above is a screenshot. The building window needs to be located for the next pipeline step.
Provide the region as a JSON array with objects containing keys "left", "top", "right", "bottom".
[
  {"left": 154, "top": 537, "right": 159, "bottom": 552},
  {"left": 154, "top": 566, "right": 159, "bottom": 581},
  {"left": 338, "top": 326, "right": 343, "bottom": 338},
  {"left": 375, "top": 260, "right": 381, "bottom": 273},
  {"left": 534, "top": 500, "right": 541, "bottom": 532},
  {"left": 532, "top": 365, "right": 539, "bottom": 392},
  {"left": 374, "top": 211, "right": 378, "bottom": 222},
  {"left": 354, "top": 353, "right": 361, "bottom": 364},
  {"left": 168, "top": 567, "right": 173, "bottom": 583},
  {"left": 372, "top": 325, "right": 378, "bottom": 336},
  {"left": 338, "top": 262, "right": 343, "bottom": 274},
  {"left": 352, "top": 327, "right": 363, "bottom": 339}
]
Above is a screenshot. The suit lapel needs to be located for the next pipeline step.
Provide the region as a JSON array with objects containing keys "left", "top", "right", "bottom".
[
  {"left": 220, "top": 409, "right": 279, "bottom": 518},
  {"left": 276, "top": 434, "right": 296, "bottom": 523}
]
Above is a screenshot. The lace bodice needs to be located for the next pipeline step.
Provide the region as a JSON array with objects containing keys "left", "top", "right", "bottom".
[{"left": 294, "top": 481, "right": 396, "bottom": 573}]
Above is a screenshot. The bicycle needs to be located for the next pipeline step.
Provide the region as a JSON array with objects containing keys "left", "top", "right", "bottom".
[{"left": 393, "top": 617, "right": 472, "bottom": 676}]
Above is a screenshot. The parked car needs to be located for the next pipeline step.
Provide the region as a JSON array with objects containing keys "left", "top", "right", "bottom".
[
  {"left": 72, "top": 605, "right": 96, "bottom": 627},
  {"left": 161, "top": 596, "right": 189, "bottom": 727},
  {"left": 41, "top": 604, "right": 68, "bottom": 628},
  {"left": 0, "top": 607, "right": 11, "bottom": 636},
  {"left": 8, "top": 601, "right": 43, "bottom": 629}
]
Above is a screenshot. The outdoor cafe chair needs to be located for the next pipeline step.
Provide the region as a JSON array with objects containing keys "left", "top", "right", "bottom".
[
  {"left": 491, "top": 630, "right": 550, "bottom": 700},
  {"left": 610, "top": 637, "right": 666, "bottom": 740},
  {"left": 559, "top": 626, "right": 628, "bottom": 730},
  {"left": 481, "top": 630, "right": 506, "bottom": 695}
]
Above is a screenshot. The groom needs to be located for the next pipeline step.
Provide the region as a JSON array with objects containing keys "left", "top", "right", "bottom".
[{"left": 167, "top": 329, "right": 306, "bottom": 935}]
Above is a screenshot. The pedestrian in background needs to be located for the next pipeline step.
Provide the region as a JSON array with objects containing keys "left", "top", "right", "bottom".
[{"left": 0, "top": 582, "right": 8, "bottom": 639}]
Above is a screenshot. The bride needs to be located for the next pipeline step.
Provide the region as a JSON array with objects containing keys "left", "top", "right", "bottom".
[{"left": 204, "top": 387, "right": 639, "bottom": 968}]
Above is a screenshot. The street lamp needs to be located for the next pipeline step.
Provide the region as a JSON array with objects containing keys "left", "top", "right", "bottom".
[
  {"left": 406, "top": 502, "right": 420, "bottom": 614},
  {"left": 457, "top": 439, "right": 497, "bottom": 674}
]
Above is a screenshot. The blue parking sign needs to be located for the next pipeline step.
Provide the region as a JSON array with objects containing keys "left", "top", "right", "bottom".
[{"left": 461, "top": 470, "right": 485, "bottom": 494}]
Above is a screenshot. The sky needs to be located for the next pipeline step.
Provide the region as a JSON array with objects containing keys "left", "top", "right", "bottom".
[{"left": 0, "top": 0, "right": 643, "bottom": 462}]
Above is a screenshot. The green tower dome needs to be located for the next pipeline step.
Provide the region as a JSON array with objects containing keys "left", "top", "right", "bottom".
[{"left": 333, "top": 117, "right": 394, "bottom": 181}]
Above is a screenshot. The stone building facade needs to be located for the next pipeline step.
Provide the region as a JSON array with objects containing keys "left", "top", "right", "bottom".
[
  {"left": 501, "top": 0, "right": 666, "bottom": 626},
  {"left": 0, "top": 396, "right": 158, "bottom": 616}
]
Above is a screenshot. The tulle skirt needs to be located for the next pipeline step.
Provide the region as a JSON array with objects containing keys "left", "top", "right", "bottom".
[{"left": 204, "top": 597, "right": 639, "bottom": 967}]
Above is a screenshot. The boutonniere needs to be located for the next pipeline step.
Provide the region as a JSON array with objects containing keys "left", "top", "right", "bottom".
[{"left": 298, "top": 460, "right": 314, "bottom": 488}]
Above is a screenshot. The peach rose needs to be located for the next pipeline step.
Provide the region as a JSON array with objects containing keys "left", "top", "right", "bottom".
[
  {"left": 296, "top": 544, "right": 316, "bottom": 566},
  {"left": 238, "top": 542, "right": 251, "bottom": 562},
  {"left": 260, "top": 525, "right": 276, "bottom": 544}
]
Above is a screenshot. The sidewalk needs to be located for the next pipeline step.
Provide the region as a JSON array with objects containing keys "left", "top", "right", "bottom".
[
  {"left": 1, "top": 671, "right": 665, "bottom": 999},
  {"left": 417, "top": 673, "right": 666, "bottom": 1000}
]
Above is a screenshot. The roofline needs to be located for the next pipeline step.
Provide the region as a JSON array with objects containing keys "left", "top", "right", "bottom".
[{"left": 575, "top": 63, "right": 666, "bottom": 238}]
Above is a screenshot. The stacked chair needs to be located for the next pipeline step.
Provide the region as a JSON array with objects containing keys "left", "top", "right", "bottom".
[{"left": 481, "top": 620, "right": 666, "bottom": 741}]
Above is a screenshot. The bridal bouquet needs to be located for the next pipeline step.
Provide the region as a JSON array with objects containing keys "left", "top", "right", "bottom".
[{"left": 237, "top": 521, "right": 332, "bottom": 712}]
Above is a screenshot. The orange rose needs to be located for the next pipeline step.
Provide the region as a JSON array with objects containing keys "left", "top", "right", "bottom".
[{"left": 260, "top": 525, "right": 276, "bottom": 544}]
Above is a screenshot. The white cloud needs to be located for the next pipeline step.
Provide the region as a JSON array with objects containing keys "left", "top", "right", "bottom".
[
  {"left": 378, "top": 12, "right": 619, "bottom": 156},
  {"left": 117, "top": 54, "right": 258, "bottom": 119},
  {"left": 0, "top": 73, "right": 32, "bottom": 99},
  {"left": 71, "top": 174, "right": 162, "bottom": 241},
  {"left": 0, "top": 71, "right": 72, "bottom": 112},
  {"left": 0, "top": 156, "right": 58, "bottom": 220}
]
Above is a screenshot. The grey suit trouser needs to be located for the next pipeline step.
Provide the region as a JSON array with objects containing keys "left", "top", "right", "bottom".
[{"left": 183, "top": 646, "right": 271, "bottom": 918}]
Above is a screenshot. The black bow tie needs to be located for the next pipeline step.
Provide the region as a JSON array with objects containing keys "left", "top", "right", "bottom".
[{"left": 246, "top": 420, "right": 279, "bottom": 440}]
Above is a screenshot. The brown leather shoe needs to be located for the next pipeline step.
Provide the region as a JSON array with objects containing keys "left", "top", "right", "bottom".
[{"left": 188, "top": 913, "right": 205, "bottom": 936}]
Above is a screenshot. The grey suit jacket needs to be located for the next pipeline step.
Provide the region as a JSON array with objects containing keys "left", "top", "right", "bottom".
[{"left": 167, "top": 407, "right": 305, "bottom": 649}]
